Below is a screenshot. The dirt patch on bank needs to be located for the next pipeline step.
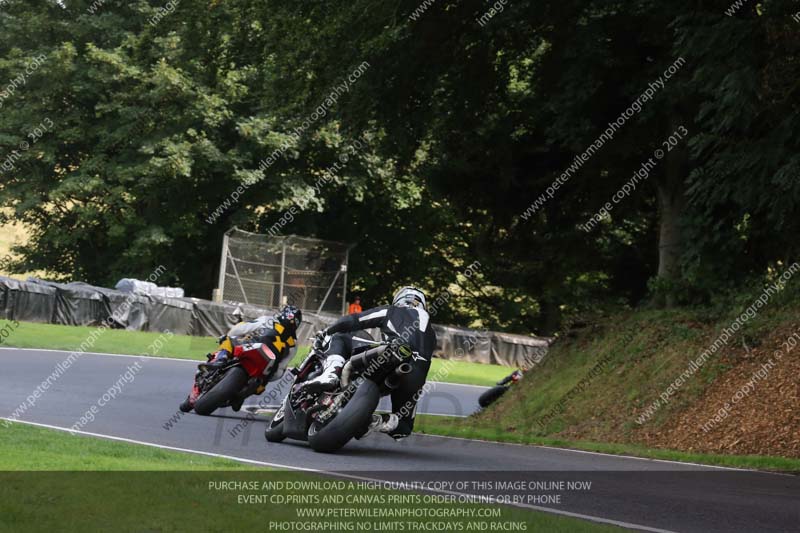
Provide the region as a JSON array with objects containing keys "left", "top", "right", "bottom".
[{"left": 636, "top": 322, "right": 800, "bottom": 458}]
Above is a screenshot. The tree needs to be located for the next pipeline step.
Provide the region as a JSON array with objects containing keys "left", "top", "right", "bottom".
[{"left": 2, "top": 0, "right": 797, "bottom": 335}]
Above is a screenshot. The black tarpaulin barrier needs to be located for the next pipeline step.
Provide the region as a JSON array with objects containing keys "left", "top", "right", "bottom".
[
  {"left": 27, "top": 278, "right": 109, "bottom": 327},
  {"left": 431, "top": 324, "right": 551, "bottom": 367},
  {"left": 0, "top": 276, "right": 10, "bottom": 320},
  {"left": 88, "top": 285, "right": 151, "bottom": 330},
  {"left": 433, "top": 324, "right": 492, "bottom": 364},
  {"left": 185, "top": 298, "right": 241, "bottom": 338},
  {"left": 0, "top": 275, "right": 550, "bottom": 366},
  {"left": 146, "top": 297, "right": 194, "bottom": 335},
  {"left": 2, "top": 278, "right": 56, "bottom": 323},
  {"left": 490, "top": 331, "right": 550, "bottom": 368}
]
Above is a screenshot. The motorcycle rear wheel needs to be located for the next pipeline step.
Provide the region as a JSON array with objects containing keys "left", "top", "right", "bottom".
[
  {"left": 307, "top": 379, "right": 380, "bottom": 453},
  {"left": 194, "top": 366, "right": 249, "bottom": 416}
]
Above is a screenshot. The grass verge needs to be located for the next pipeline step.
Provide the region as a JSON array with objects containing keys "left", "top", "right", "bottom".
[
  {"left": 0, "top": 420, "right": 259, "bottom": 471},
  {"left": 414, "top": 415, "right": 800, "bottom": 472},
  {"left": 0, "top": 422, "right": 622, "bottom": 532},
  {"left": 0, "top": 320, "right": 511, "bottom": 386}
]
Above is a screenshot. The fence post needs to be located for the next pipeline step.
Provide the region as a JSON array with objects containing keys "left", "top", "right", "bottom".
[
  {"left": 341, "top": 248, "right": 350, "bottom": 315},
  {"left": 278, "top": 240, "right": 286, "bottom": 307},
  {"left": 217, "top": 232, "right": 230, "bottom": 302}
]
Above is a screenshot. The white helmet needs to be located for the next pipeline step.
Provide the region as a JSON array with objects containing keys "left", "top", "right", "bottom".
[{"left": 392, "top": 286, "right": 427, "bottom": 310}]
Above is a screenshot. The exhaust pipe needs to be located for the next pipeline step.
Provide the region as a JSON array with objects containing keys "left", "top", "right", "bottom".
[
  {"left": 384, "top": 363, "right": 413, "bottom": 390},
  {"left": 349, "top": 344, "right": 389, "bottom": 373}
]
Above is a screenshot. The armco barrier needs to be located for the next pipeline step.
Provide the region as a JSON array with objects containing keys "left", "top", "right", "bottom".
[{"left": 0, "top": 276, "right": 548, "bottom": 367}]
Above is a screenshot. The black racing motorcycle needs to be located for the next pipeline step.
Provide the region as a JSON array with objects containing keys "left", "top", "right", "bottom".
[
  {"left": 265, "top": 332, "right": 413, "bottom": 453},
  {"left": 478, "top": 369, "right": 523, "bottom": 408}
]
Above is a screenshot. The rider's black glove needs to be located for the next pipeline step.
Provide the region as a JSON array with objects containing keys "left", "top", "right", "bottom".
[{"left": 312, "top": 330, "right": 328, "bottom": 352}]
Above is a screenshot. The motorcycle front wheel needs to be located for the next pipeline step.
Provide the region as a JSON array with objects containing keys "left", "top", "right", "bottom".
[
  {"left": 265, "top": 399, "right": 287, "bottom": 443},
  {"left": 194, "top": 366, "right": 249, "bottom": 416}
]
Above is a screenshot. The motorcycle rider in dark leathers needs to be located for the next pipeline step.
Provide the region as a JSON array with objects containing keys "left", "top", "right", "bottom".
[
  {"left": 302, "top": 287, "right": 436, "bottom": 440},
  {"left": 182, "top": 305, "right": 301, "bottom": 412}
]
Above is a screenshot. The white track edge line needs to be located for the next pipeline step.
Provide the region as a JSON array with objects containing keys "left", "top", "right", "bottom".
[
  {"left": 0, "top": 346, "right": 202, "bottom": 364},
  {"left": 0, "top": 417, "right": 676, "bottom": 533}
]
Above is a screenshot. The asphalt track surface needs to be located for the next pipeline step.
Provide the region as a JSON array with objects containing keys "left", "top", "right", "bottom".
[{"left": 1, "top": 348, "right": 799, "bottom": 533}]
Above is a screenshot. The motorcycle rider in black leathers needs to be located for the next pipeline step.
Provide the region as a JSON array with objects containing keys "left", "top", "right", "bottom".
[{"left": 302, "top": 287, "right": 436, "bottom": 440}]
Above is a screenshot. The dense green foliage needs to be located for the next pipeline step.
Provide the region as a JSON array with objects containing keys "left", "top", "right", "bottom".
[{"left": 1, "top": 0, "right": 798, "bottom": 334}]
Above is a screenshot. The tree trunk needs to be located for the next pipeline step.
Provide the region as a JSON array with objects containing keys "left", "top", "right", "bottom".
[
  {"left": 538, "top": 294, "right": 562, "bottom": 336},
  {"left": 654, "top": 122, "right": 689, "bottom": 308},
  {"left": 656, "top": 182, "right": 684, "bottom": 307}
]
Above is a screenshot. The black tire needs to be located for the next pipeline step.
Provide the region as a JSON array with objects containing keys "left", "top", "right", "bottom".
[
  {"left": 265, "top": 420, "right": 286, "bottom": 443},
  {"left": 179, "top": 398, "right": 193, "bottom": 413},
  {"left": 265, "top": 400, "right": 287, "bottom": 442},
  {"left": 307, "top": 379, "right": 380, "bottom": 453},
  {"left": 478, "top": 385, "right": 509, "bottom": 408},
  {"left": 194, "top": 366, "right": 249, "bottom": 416}
]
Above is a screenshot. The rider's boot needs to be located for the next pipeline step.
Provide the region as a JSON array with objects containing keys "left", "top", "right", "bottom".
[
  {"left": 366, "top": 413, "right": 399, "bottom": 436},
  {"left": 199, "top": 349, "right": 230, "bottom": 371},
  {"left": 230, "top": 396, "right": 244, "bottom": 412},
  {"left": 301, "top": 355, "right": 345, "bottom": 393}
]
